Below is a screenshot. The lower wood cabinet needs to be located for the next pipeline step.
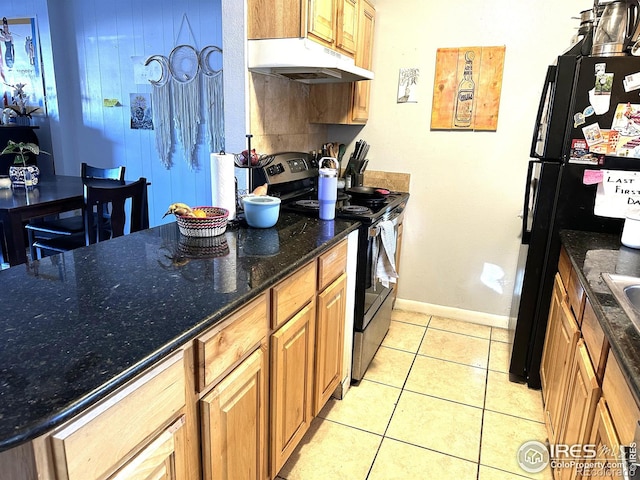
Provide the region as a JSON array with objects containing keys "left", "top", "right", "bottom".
[
  {"left": 50, "top": 351, "right": 188, "bottom": 480},
  {"left": 553, "top": 340, "right": 600, "bottom": 480},
  {"left": 314, "top": 272, "right": 346, "bottom": 415},
  {"left": 0, "top": 242, "right": 351, "bottom": 480},
  {"left": 541, "top": 274, "right": 580, "bottom": 445},
  {"left": 200, "top": 345, "right": 267, "bottom": 480},
  {"left": 270, "top": 300, "right": 316, "bottom": 477},
  {"left": 580, "top": 398, "right": 621, "bottom": 480},
  {"left": 110, "top": 416, "right": 187, "bottom": 480},
  {"left": 542, "top": 246, "right": 640, "bottom": 480}
]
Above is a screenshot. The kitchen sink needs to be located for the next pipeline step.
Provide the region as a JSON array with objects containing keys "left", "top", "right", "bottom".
[{"left": 602, "top": 273, "right": 640, "bottom": 334}]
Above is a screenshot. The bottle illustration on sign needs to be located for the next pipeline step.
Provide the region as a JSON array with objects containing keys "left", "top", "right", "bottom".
[{"left": 454, "top": 51, "right": 475, "bottom": 128}]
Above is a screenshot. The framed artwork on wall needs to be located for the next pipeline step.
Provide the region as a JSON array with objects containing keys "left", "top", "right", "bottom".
[
  {"left": 0, "top": 17, "right": 46, "bottom": 118},
  {"left": 430, "top": 46, "right": 506, "bottom": 131}
]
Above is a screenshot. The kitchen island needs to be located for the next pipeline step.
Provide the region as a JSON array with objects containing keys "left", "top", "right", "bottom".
[{"left": 0, "top": 212, "right": 358, "bottom": 479}]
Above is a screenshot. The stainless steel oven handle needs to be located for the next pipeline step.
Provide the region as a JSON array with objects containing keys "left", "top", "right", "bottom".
[{"left": 368, "top": 210, "right": 402, "bottom": 238}]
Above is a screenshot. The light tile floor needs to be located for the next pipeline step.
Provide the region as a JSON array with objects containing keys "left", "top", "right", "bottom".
[{"left": 276, "top": 310, "right": 553, "bottom": 480}]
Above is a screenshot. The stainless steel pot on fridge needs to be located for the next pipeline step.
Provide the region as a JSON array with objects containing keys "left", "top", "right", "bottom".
[{"left": 592, "top": 0, "right": 640, "bottom": 56}]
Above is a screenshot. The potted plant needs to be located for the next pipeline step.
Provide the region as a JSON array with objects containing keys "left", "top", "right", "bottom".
[
  {"left": 1, "top": 140, "right": 49, "bottom": 186},
  {"left": 2, "top": 83, "right": 40, "bottom": 126}
]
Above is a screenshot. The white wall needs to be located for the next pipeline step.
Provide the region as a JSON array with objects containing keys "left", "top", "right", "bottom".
[{"left": 332, "top": 0, "right": 589, "bottom": 320}]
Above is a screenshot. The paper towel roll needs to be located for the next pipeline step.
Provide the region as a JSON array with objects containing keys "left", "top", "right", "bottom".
[{"left": 211, "top": 153, "right": 236, "bottom": 220}]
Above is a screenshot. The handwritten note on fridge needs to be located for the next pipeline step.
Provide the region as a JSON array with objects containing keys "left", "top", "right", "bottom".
[{"left": 594, "top": 169, "right": 640, "bottom": 218}]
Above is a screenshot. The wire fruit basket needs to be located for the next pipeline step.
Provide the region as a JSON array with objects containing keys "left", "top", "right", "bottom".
[{"left": 176, "top": 206, "right": 229, "bottom": 237}]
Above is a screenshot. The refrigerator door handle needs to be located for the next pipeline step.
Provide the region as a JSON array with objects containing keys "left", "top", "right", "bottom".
[
  {"left": 530, "top": 65, "right": 557, "bottom": 159},
  {"left": 521, "top": 160, "right": 537, "bottom": 245}
]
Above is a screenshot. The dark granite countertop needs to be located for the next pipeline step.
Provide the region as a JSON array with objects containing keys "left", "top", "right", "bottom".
[
  {"left": 560, "top": 230, "right": 640, "bottom": 407},
  {"left": 0, "top": 212, "right": 359, "bottom": 452}
]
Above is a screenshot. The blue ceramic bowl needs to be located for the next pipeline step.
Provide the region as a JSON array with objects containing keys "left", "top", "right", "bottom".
[{"left": 242, "top": 195, "right": 281, "bottom": 228}]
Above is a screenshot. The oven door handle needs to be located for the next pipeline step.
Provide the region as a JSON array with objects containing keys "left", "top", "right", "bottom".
[{"left": 368, "top": 213, "right": 402, "bottom": 238}]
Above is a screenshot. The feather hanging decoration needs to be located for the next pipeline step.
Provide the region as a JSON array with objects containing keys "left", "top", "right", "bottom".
[
  {"left": 145, "top": 55, "right": 173, "bottom": 168},
  {"left": 199, "top": 46, "right": 225, "bottom": 153},
  {"left": 169, "top": 44, "right": 201, "bottom": 170}
]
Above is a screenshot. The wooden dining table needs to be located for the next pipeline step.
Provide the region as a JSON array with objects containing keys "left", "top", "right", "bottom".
[{"left": 0, "top": 176, "right": 149, "bottom": 267}]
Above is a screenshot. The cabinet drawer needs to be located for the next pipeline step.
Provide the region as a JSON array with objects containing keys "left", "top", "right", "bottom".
[
  {"left": 318, "top": 240, "right": 348, "bottom": 290},
  {"left": 558, "top": 246, "right": 571, "bottom": 288},
  {"left": 51, "top": 351, "right": 186, "bottom": 480},
  {"left": 567, "top": 267, "right": 585, "bottom": 323},
  {"left": 196, "top": 293, "right": 268, "bottom": 392},
  {"left": 602, "top": 349, "right": 640, "bottom": 445},
  {"left": 581, "top": 296, "right": 608, "bottom": 382},
  {"left": 271, "top": 262, "right": 316, "bottom": 330}
]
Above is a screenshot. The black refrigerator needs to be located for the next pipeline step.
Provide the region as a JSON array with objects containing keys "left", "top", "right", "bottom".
[{"left": 508, "top": 53, "right": 640, "bottom": 389}]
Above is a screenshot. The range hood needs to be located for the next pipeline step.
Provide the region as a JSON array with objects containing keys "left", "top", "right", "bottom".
[{"left": 247, "top": 38, "right": 374, "bottom": 84}]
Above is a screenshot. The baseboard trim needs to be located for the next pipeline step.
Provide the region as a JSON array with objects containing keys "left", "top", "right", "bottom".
[{"left": 394, "top": 298, "right": 509, "bottom": 329}]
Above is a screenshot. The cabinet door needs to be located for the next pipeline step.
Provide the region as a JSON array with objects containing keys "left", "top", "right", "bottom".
[
  {"left": 110, "top": 416, "right": 187, "bottom": 480},
  {"left": 201, "top": 346, "right": 267, "bottom": 480},
  {"left": 308, "top": 0, "right": 335, "bottom": 46},
  {"left": 554, "top": 340, "right": 600, "bottom": 480},
  {"left": 314, "top": 273, "right": 346, "bottom": 415},
  {"left": 336, "top": 0, "right": 358, "bottom": 57},
  {"left": 350, "top": 0, "right": 375, "bottom": 123},
  {"left": 578, "top": 399, "right": 622, "bottom": 480},
  {"left": 270, "top": 301, "right": 316, "bottom": 477},
  {"left": 541, "top": 278, "right": 580, "bottom": 445},
  {"left": 51, "top": 352, "right": 186, "bottom": 480},
  {"left": 247, "top": 0, "right": 306, "bottom": 39},
  {"left": 540, "top": 274, "right": 566, "bottom": 405}
]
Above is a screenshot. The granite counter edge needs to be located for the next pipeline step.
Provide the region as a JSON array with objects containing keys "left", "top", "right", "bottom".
[{"left": 0, "top": 222, "right": 359, "bottom": 453}]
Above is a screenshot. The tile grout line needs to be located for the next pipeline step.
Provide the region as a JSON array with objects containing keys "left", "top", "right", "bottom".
[
  {"left": 364, "top": 315, "right": 431, "bottom": 480},
  {"left": 476, "top": 332, "right": 493, "bottom": 480}
]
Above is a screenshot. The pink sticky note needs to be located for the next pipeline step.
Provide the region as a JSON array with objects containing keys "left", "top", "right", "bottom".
[{"left": 583, "top": 170, "right": 603, "bottom": 185}]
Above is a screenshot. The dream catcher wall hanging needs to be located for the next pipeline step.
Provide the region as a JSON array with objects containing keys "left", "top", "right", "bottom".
[
  {"left": 145, "top": 14, "right": 224, "bottom": 170},
  {"left": 199, "top": 46, "right": 224, "bottom": 154},
  {"left": 169, "top": 43, "right": 201, "bottom": 169},
  {"left": 145, "top": 54, "right": 173, "bottom": 169}
]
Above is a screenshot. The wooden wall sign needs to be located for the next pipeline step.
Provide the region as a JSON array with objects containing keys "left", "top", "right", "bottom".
[{"left": 430, "top": 46, "right": 506, "bottom": 131}]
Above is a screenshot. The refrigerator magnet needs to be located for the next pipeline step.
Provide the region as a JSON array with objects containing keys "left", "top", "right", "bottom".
[
  {"left": 582, "top": 123, "right": 605, "bottom": 147},
  {"left": 589, "top": 88, "right": 611, "bottom": 115},
  {"left": 624, "top": 72, "right": 640, "bottom": 92},
  {"left": 595, "top": 73, "right": 614, "bottom": 95},
  {"left": 574, "top": 112, "right": 586, "bottom": 127}
]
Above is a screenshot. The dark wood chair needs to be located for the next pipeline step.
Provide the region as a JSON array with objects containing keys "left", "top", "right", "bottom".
[
  {"left": 32, "top": 177, "right": 147, "bottom": 256},
  {"left": 26, "top": 163, "right": 125, "bottom": 259}
]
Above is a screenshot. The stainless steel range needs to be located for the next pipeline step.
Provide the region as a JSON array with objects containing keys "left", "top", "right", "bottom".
[{"left": 252, "top": 152, "right": 409, "bottom": 381}]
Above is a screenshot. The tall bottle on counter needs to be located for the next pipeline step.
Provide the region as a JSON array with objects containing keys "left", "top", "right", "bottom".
[{"left": 318, "top": 157, "right": 338, "bottom": 220}]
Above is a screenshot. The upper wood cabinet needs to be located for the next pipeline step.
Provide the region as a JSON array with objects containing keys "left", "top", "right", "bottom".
[
  {"left": 309, "top": 0, "right": 376, "bottom": 124},
  {"left": 308, "top": 0, "right": 336, "bottom": 47},
  {"left": 335, "top": 0, "right": 358, "bottom": 57},
  {"left": 249, "top": 0, "right": 359, "bottom": 59}
]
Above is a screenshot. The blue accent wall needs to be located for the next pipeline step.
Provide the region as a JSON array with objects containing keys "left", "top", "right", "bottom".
[{"left": 4, "top": 0, "right": 224, "bottom": 226}]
